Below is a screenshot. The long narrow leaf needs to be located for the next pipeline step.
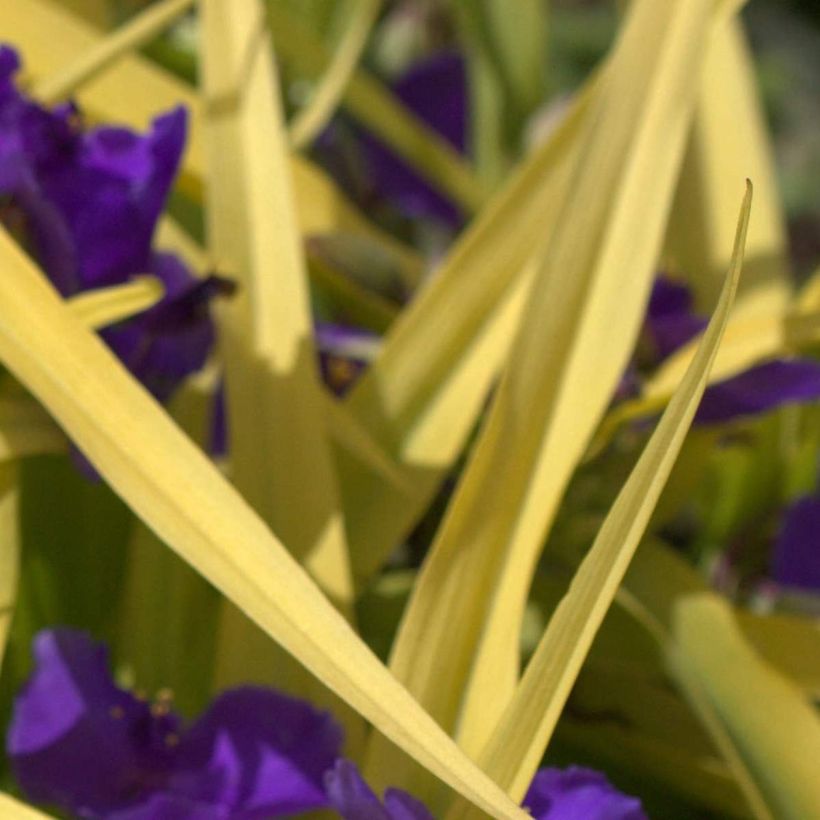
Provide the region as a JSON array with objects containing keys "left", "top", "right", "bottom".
[
  {"left": 288, "top": 0, "right": 381, "bottom": 149},
  {"left": 33, "top": 0, "right": 195, "bottom": 104},
  {"left": 445, "top": 181, "right": 752, "bottom": 818},
  {"left": 0, "top": 226, "right": 527, "bottom": 820},
  {"left": 674, "top": 594, "right": 820, "bottom": 819},
  {"left": 367, "top": 0, "right": 728, "bottom": 794},
  {"left": 0, "top": 463, "right": 20, "bottom": 673},
  {"left": 341, "top": 80, "right": 595, "bottom": 587}
]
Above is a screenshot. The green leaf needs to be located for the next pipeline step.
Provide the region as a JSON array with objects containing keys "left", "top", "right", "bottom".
[
  {"left": 673, "top": 594, "right": 820, "bottom": 820},
  {"left": 0, "top": 464, "right": 19, "bottom": 675}
]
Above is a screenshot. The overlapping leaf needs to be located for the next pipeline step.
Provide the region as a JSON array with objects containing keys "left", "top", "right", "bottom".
[
  {"left": 445, "top": 183, "right": 751, "bottom": 818},
  {"left": 366, "top": 0, "right": 732, "bottom": 796},
  {"left": 0, "top": 226, "right": 527, "bottom": 820}
]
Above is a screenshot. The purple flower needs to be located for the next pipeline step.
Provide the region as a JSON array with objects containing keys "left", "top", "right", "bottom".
[
  {"left": 363, "top": 52, "right": 467, "bottom": 227},
  {"left": 771, "top": 495, "right": 820, "bottom": 591},
  {"left": 640, "top": 276, "right": 820, "bottom": 424},
  {"left": 325, "top": 760, "right": 434, "bottom": 820},
  {"left": 694, "top": 359, "right": 820, "bottom": 424},
  {"left": 316, "top": 51, "right": 468, "bottom": 227},
  {"left": 522, "top": 767, "right": 647, "bottom": 820},
  {"left": 317, "top": 322, "right": 380, "bottom": 397},
  {"left": 7, "top": 629, "right": 344, "bottom": 819},
  {"left": 643, "top": 277, "right": 707, "bottom": 361},
  {"left": 0, "top": 44, "right": 218, "bottom": 405},
  {"left": 324, "top": 760, "right": 646, "bottom": 820}
]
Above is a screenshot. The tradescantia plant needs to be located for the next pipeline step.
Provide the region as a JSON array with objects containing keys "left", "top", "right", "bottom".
[{"left": 0, "top": 0, "right": 818, "bottom": 818}]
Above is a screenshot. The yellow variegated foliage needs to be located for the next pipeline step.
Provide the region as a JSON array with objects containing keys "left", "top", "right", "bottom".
[
  {"left": 446, "top": 181, "right": 751, "bottom": 819},
  {"left": 674, "top": 595, "right": 820, "bottom": 819},
  {"left": 66, "top": 277, "right": 164, "bottom": 330},
  {"left": 0, "top": 225, "right": 527, "bottom": 820},
  {"left": 367, "top": 0, "right": 733, "bottom": 798},
  {"left": 288, "top": 0, "right": 382, "bottom": 149},
  {"left": 0, "top": 792, "right": 52, "bottom": 820},
  {"left": 0, "top": 465, "right": 20, "bottom": 673}
]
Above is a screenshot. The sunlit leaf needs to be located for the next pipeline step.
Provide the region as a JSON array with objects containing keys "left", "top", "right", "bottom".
[
  {"left": 0, "top": 226, "right": 527, "bottom": 820},
  {"left": 0, "top": 792, "right": 52, "bottom": 820},
  {"left": 33, "top": 0, "right": 195, "bottom": 105},
  {"left": 445, "top": 183, "right": 751, "bottom": 817},
  {"left": 674, "top": 594, "right": 820, "bottom": 820},
  {"left": 0, "top": 464, "right": 20, "bottom": 674},
  {"left": 664, "top": 18, "right": 789, "bottom": 310},
  {"left": 340, "top": 79, "right": 595, "bottom": 588},
  {"left": 367, "top": 1, "right": 733, "bottom": 796},
  {"left": 288, "top": 0, "right": 381, "bottom": 149},
  {"left": 66, "top": 277, "right": 164, "bottom": 330}
]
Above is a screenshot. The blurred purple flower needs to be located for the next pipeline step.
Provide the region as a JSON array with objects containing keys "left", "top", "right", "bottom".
[
  {"left": 7, "top": 629, "right": 344, "bottom": 819},
  {"left": 325, "top": 760, "right": 434, "bottom": 820},
  {"left": 523, "top": 766, "right": 647, "bottom": 820},
  {"left": 642, "top": 276, "right": 820, "bottom": 424},
  {"left": 324, "top": 760, "right": 647, "bottom": 820},
  {"left": 363, "top": 51, "right": 467, "bottom": 227},
  {"left": 0, "top": 45, "right": 218, "bottom": 405},
  {"left": 644, "top": 277, "right": 707, "bottom": 361},
  {"left": 771, "top": 495, "right": 820, "bottom": 590},
  {"left": 316, "top": 51, "right": 467, "bottom": 227},
  {"left": 317, "top": 322, "right": 380, "bottom": 397}
]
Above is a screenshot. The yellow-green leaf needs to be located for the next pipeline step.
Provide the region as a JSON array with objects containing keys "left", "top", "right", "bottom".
[
  {"left": 200, "top": 0, "right": 351, "bottom": 603},
  {"left": 66, "top": 277, "right": 164, "bottom": 330},
  {"left": 0, "top": 463, "right": 20, "bottom": 674},
  {"left": 0, "top": 793, "right": 53, "bottom": 820},
  {"left": 664, "top": 18, "right": 789, "bottom": 310},
  {"left": 340, "top": 79, "right": 595, "bottom": 588},
  {"left": 445, "top": 183, "right": 751, "bottom": 817},
  {"left": 0, "top": 227, "right": 527, "bottom": 820},
  {"left": 288, "top": 0, "right": 381, "bottom": 149},
  {"left": 33, "top": 0, "right": 195, "bottom": 105},
  {"left": 367, "top": 0, "right": 730, "bottom": 795},
  {"left": 673, "top": 594, "right": 820, "bottom": 819}
]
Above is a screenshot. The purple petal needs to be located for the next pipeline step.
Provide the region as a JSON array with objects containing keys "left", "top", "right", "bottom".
[
  {"left": 523, "top": 767, "right": 647, "bottom": 820},
  {"left": 695, "top": 359, "right": 820, "bottom": 424},
  {"left": 101, "top": 253, "right": 225, "bottom": 404},
  {"left": 316, "top": 322, "right": 379, "bottom": 396},
  {"left": 383, "top": 789, "right": 436, "bottom": 820},
  {"left": 772, "top": 495, "right": 820, "bottom": 590},
  {"left": 108, "top": 793, "right": 226, "bottom": 820},
  {"left": 171, "top": 687, "right": 343, "bottom": 817},
  {"left": 7, "top": 629, "right": 180, "bottom": 817},
  {"left": 324, "top": 760, "right": 391, "bottom": 820},
  {"left": 325, "top": 761, "right": 433, "bottom": 820},
  {"left": 37, "top": 106, "right": 187, "bottom": 288},
  {"left": 363, "top": 51, "right": 467, "bottom": 226},
  {"left": 644, "top": 277, "right": 707, "bottom": 360}
]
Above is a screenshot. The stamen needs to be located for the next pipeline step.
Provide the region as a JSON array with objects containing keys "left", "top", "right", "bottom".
[{"left": 109, "top": 706, "right": 125, "bottom": 720}]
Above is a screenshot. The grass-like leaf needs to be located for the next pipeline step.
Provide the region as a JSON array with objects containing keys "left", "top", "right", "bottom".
[
  {"left": 33, "top": 0, "right": 195, "bottom": 105},
  {"left": 340, "top": 81, "right": 595, "bottom": 587},
  {"left": 673, "top": 594, "right": 820, "bottom": 819},
  {"left": 288, "top": 0, "right": 381, "bottom": 149},
  {"left": 0, "top": 226, "right": 528, "bottom": 820},
  {"left": 0, "top": 464, "right": 20, "bottom": 674},
  {"left": 366, "top": 0, "right": 730, "bottom": 796},
  {"left": 66, "top": 277, "right": 164, "bottom": 330},
  {"left": 0, "top": 792, "right": 52, "bottom": 819},
  {"left": 445, "top": 181, "right": 752, "bottom": 818},
  {"left": 664, "top": 18, "right": 789, "bottom": 310}
]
